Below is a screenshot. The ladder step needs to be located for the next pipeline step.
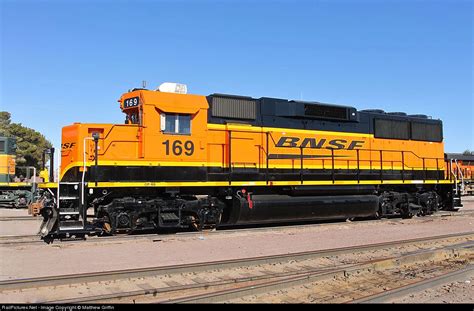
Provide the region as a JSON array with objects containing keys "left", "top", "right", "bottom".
[
  {"left": 59, "top": 220, "right": 84, "bottom": 229},
  {"left": 59, "top": 211, "right": 80, "bottom": 215},
  {"left": 60, "top": 196, "right": 79, "bottom": 200},
  {"left": 60, "top": 207, "right": 80, "bottom": 213},
  {"left": 161, "top": 213, "right": 179, "bottom": 221},
  {"left": 59, "top": 227, "right": 85, "bottom": 231}
]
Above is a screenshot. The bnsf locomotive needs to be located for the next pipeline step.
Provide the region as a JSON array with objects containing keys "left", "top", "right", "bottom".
[
  {"left": 446, "top": 153, "right": 474, "bottom": 195},
  {"left": 38, "top": 83, "right": 461, "bottom": 240},
  {"left": 0, "top": 137, "right": 43, "bottom": 209}
]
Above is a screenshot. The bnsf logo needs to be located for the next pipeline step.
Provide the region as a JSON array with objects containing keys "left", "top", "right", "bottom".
[
  {"left": 276, "top": 137, "right": 365, "bottom": 150},
  {"left": 62, "top": 142, "right": 76, "bottom": 149}
]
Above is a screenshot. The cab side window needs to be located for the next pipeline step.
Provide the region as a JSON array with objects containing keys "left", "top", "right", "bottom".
[
  {"left": 125, "top": 112, "right": 139, "bottom": 124},
  {"left": 178, "top": 115, "right": 190, "bottom": 134},
  {"left": 161, "top": 114, "right": 191, "bottom": 134}
]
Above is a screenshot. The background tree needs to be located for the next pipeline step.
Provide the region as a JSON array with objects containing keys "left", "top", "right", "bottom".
[
  {"left": 0, "top": 111, "right": 53, "bottom": 171},
  {"left": 463, "top": 150, "right": 473, "bottom": 156},
  {"left": 0, "top": 112, "right": 12, "bottom": 136}
]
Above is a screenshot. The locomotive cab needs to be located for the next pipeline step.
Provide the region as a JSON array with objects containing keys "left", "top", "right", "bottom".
[
  {"left": 42, "top": 83, "right": 217, "bottom": 238},
  {"left": 59, "top": 84, "right": 210, "bottom": 182},
  {"left": 0, "top": 137, "right": 16, "bottom": 182}
]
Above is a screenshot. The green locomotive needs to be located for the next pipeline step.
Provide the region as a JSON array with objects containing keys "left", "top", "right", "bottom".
[{"left": 0, "top": 137, "right": 37, "bottom": 208}]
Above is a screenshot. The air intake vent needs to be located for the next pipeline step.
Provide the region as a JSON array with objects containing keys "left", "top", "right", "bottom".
[
  {"left": 304, "top": 104, "right": 348, "bottom": 120},
  {"left": 411, "top": 122, "right": 442, "bottom": 142},
  {"left": 361, "top": 109, "right": 385, "bottom": 114},
  {"left": 210, "top": 95, "right": 257, "bottom": 120},
  {"left": 409, "top": 114, "right": 429, "bottom": 119},
  {"left": 387, "top": 112, "right": 407, "bottom": 116}
]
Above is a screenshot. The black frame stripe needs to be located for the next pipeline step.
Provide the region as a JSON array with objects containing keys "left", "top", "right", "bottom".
[{"left": 62, "top": 166, "right": 445, "bottom": 183}]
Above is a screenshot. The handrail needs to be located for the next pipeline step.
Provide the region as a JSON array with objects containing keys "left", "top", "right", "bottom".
[
  {"left": 217, "top": 128, "right": 443, "bottom": 163},
  {"left": 2, "top": 166, "right": 36, "bottom": 190},
  {"left": 90, "top": 123, "right": 140, "bottom": 156},
  {"left": 265, "top": 132, "right": 443, "bottom": 167},
  {"left": 262, "top": 131, "right": 446, "bottom": 184},
  {"left": 454, "top": 159, "right": 465, "bottom": 194},
  {"left": 82, "top": 137, "right": 94, "bottom": 206},
  {"left": 194, "top": 130, "right": 445, "bottom": 185},
  {"left": 210, "top": 126, "right": 446, "bottom": 185}
]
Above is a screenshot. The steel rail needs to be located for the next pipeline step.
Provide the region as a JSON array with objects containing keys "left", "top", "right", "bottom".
[
  {"left": 1, "top": 231, "right": 473, "bottom": 292},
  {"left": 34, "top": 242, "right": 474, "bottom": 304},
  {"left": 44, "top": 264, "right": 350, "bottom": 304},
  {"left": 348, "top": 265, "right": 474, "bottom": 303},
  {"left": 1, "top": 210, "right": 472, "bottom": 246},
  {"left": 151, "top": 244, "right": 474, "bottom": 303},
  {"left": 0, "top": 216, "right": 40, "bottom": 221},
  {"left": 0, "top": 216, "right": 399, "bottom": 246}
]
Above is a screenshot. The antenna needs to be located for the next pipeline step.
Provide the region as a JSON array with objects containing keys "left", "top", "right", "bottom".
[{"left": 142, "top": 80, "right": 147, "bottom": 89}]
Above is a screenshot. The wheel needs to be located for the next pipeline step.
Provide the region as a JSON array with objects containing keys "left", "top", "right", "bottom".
[
  {"left": 99, "top": 214, "right": 115, "bottom": 236},
  {"left": 190, "top": 215, "right": 202, "bottom": 231},
  {"left": 374, "top": 210, "right": 382, "bottom": 220}
]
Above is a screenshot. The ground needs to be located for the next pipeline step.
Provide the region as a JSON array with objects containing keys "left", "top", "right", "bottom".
[{"left": 0, "top": 196, "right": 473, "bottom": 303}]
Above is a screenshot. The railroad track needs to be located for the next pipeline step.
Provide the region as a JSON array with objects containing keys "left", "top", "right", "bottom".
[
  {"left": 0, "top": 232, "right": 473, "bottom": 303},
  {"left": 170, "top": 250, "right": 474, "bottom": 304},
  {"left": 1, "top": 217, "right": 391, "bottom": 246},
  {"left": 0, "top": 216, "right": 40, "bottom": 221},
  {"left": 1, "top": 209, "right": 473, "bottom": 246},
  {"left": 347, "top": 266, "right": 474, "bottom": 303}
]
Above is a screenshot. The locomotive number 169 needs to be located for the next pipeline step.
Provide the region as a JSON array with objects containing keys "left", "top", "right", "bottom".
[{"left": 162, "top": 140, "right": 194, "bottom": 156}]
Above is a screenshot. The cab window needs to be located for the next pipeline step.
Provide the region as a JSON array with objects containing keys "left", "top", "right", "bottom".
[
  {"left": 161, "top": 114, "right": 191, "bottom": 134},
  {"left": 125, "top": 111, "right": 140, "bottom": 124}
]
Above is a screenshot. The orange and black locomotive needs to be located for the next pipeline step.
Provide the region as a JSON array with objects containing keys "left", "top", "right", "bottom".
[{"left": 39, "top": 83, "right": 461, "bottom": 240}]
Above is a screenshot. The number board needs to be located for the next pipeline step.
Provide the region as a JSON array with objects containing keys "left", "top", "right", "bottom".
[{"left": 124, "top": 97, "right": 140, "bottom": 108}]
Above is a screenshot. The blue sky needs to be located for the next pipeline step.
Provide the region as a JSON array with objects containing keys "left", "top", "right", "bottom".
[{"left": 1, "top": 0, "right": 473, "bottom": 156}]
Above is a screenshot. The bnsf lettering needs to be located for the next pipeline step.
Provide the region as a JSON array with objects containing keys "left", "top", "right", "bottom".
[
  {"left": 62, "top": 143, "right": 76, "bottom": 149},
  {"left": 348, "top": 140, "right": 364, "bottom": 150},
  {"left": 276, "top": 137, "right": 365, "bottom": 150},
  {"left": 277, "top": 137, "right": 300, "bottom": 148},
  {"left": 328, "top": 139, "right": 347, "bottom": 149},
  {"left": 301, "top": 138, "right": 326, "bottom": 149}
]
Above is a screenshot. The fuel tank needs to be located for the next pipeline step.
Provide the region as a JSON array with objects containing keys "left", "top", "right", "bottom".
[{"left": 225, "top": 194, "right": 379, "bottom": 225}]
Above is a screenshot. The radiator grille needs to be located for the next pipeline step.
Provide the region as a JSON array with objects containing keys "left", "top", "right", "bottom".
[
  {"left": 304, "top": 104, "right": 348, "bottom": 120},
  {"left": 211, "top": 96, "right": 257, "bottom": 120}
]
